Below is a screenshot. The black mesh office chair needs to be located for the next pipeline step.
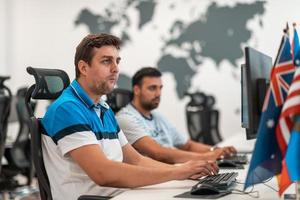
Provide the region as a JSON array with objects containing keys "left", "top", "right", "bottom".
[
  {"left": 0, "top": 76, "right": 12, "bottom": 174},
  {"left": 3, "top": 87, "right": 36, "bottom": 186},
  {"left": 0, "top": 76, "right": 16, "bottom": 191},
  {"left": 106, "top": 88, "right": 132, "bottom": 113},
  {"left": 205, "top": 95, "right": 222, "bottom": 144},
  {"left": 25, "top": 67, "right": 111, "bottom": 200},
  {"left": 185, "top": 92, "right": 222, "bottom": 145}
]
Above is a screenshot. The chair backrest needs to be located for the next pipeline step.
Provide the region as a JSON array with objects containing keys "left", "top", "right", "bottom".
[
  {"left": 10, "top": 87, "right": 34, "bottom": 164},
  {"left": 106, "top": 88, "right": 132, "bottom": 113},
  {"left": 25, "top": 67, "right": 70, "bottom": 200},
  {"left": 185, "top": 92, "right": 222, "bottom": 145},
  {"left": 4, "top": 87, "right": 37, "bottom": 185},
  {"left": 0, "top": 76, "right": 12, "bottom": 173}
]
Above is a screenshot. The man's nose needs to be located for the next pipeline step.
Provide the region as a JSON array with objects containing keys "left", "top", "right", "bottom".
[
  {"left": 111, "top": 60, "right": 119, "bottom": 73},
  {"left": 155, "top": 88, "right": 161, "bottom": 96}
]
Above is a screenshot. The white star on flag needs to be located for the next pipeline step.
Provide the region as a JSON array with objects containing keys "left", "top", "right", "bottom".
[{"left": 267, "top": 119, "right": 275, "bottom": 128}]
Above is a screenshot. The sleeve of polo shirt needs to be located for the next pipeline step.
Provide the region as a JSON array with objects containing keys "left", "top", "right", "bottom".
[
  {"left": 116, "top": 113, "right": 149, "bottom": 145},
  {"left": 158, "top": 113, "right": 188, "bottom": 147},
  {"left": 50, "top": 101, "right": 99, "bottom": 156},
  {"left": 117, "top": 129, "right": 128, "bottom": 147}
]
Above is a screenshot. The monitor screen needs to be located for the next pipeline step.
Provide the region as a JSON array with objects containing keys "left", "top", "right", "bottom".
[{"left": 241, "top": 47, "right": 272, "bottom": 140}]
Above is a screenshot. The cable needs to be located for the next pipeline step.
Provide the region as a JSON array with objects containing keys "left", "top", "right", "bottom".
[
  {"left": 232, "top": 180, "right": 260, "bottom": 198},
  {"left": 233, "top": 171, "right": 279, "bottom": 198},
  {"left": 231, "top": 188, "right": 260, "bottom": 198},
  {"left": 254, "top": 171, "right": 279, "bottom": 192},
  {"left": 261, "top": 181, "right": 278, "bottom": 192}
]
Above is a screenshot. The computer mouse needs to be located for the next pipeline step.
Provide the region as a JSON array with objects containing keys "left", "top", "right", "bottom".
[
  {"left": 190, "top": 183, "right": 220, "bottom": 195},
  {"left": 217, "top": 160, "right": 238, "bottom": 168}
]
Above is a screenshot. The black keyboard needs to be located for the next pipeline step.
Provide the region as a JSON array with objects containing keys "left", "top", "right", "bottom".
[
  {"left": 196, "top": 172, "right": 238, "bottom": 189},
  {"left": 223, "top": 154, "right": 248, "bottom": 164}
]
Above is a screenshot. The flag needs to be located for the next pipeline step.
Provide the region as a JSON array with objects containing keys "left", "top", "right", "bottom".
[
  {"left": 293, "top": 26, "right": 300, "bottom": 66},
  {"left": 286, "top": 127, "right": 300, "bottom": 180},
  {"left": 278, "top": 27, "right": 300, "bottom": 195},
  {"left": 277, "top": 70, "right": 300, "bottom": 195},
  {"left": 286, "top": 123, "right": 300, "bottom": 182},
  {"left": 244, "top": 31, "right": 295, "bottom": 191}
]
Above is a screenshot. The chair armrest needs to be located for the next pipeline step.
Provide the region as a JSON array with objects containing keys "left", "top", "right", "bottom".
[{"left": 78, "top": 195, "right": 112, "bottom": 200}]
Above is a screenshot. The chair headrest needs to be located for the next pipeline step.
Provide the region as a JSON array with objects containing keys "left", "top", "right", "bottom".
[
  {"left": 26, "top": 67, "right": 70, "bottom": 100},
  {"left": 106, "top": 88, "right": 132, "bottom": 113},
  {"left": 0, "top": 76, "right": 10, "bottom": 88}
]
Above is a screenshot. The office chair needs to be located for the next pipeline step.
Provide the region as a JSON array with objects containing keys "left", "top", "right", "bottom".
[
  {"left": 0, "top": 76, "right": 17, "bottom": 192},
  {"left": 25, "top": 67, "right": 111, "bottom": 200},
  {"left": 0, "top": 76, "right": 21, "bottom": 192},
  {"left": 206, "top": 95, "right": 222, "bottom": 144},
  {"left": 3, "top": 87, "right": 36, "bottom": 186},
  {"left": 0, "top": 76, "right": 12, "bottom": 174},
  {"left": 185, "top": 92, "right": 222, "bottom": 145},
  {"left": 106, "top": 88, "right": 132, "bottom": 113}
]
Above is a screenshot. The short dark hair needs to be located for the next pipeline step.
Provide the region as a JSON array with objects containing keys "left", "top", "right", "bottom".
[
  {"left": 74, "top": 33, "right": 122, "bottom": 78},
  {"left": 132, "top": 67, "right": 162, "bottom": 88}
]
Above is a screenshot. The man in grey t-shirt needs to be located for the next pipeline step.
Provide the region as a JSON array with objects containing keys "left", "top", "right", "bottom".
[{"left": 117, "top": 67, "right": 236, "bottom": 164}]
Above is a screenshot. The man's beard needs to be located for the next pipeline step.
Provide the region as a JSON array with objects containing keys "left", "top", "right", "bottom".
[
  {"left": 141, "top": 97, "right": 160, "bottom": 111},
  {"left": 91, "top": 81, "right": 114, "bottom": 95}
]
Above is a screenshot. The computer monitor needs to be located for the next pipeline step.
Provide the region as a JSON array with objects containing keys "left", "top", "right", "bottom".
[{"left": 241, "top": 47, "right": 272, "bottom": 139}]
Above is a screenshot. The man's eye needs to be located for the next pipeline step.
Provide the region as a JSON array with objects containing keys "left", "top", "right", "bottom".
[{"left": 102, "top": 60, "right": 111, "bottom": 64}]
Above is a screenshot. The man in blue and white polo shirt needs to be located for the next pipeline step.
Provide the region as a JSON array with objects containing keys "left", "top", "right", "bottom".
[{"left": 42, "top": 33, "right": 218, "bottom": 200}]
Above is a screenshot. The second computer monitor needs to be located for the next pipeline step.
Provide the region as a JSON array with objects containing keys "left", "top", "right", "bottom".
[{"left": 241, "top": 47, "right": 272, "bottom": 140}]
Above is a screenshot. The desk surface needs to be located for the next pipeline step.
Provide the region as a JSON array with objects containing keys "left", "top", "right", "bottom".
[
  {"left": 112, "top": 168, "right": 294, "bottom": 200},
  {"left": 112, "top": 134, "right": 295, "bottom": 200}
]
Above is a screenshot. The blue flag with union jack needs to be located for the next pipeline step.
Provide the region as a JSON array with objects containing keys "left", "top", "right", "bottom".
[{"left": 244, "top": 33, "right": 295, "bottom": 190}]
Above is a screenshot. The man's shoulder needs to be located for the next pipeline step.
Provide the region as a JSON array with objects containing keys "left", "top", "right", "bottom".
[
  {"left": 53, "top": 89, "right": 85, "bottom": 110},
  {"left": 151, "top": 110, "right": 166, "bottom": 120},
  {"left": 43, "top": 89, "right": 87, "bottom": 123},
  {"left": 117, "top": 104, "right": 138, "bottom": 117},
  {"left": 49, "top": 98, "right": 78, "bottom": 114}
]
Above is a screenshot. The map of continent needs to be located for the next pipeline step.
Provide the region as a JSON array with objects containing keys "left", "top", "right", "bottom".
[{"left": 75, "top": 0, "right": 265, "bottom": 98}]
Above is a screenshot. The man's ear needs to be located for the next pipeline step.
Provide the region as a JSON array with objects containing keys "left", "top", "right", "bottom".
[
  {"left": 78, "top": 60, "right": 89, "bottom": 77},
  {"left": 133, "top": 85, "right": 140, "bottom": 96}
]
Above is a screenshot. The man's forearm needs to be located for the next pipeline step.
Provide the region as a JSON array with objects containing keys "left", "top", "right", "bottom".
[
  {"left": 93, "top": 160, "right": 177, "bottom": 188},
  {"left": 151, "top": 147, "right": 211, "bottom": 163},
  {"left": 133, "top": 137, "right": 211, "bottom": 164},
  {"left": 179, "top": 140, "right": 212, "bottom": 153},
  {"left": 137, "top": 155, "right": 175, "bottom": 168}
]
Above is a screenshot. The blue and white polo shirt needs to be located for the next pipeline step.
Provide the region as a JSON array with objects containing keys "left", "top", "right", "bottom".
[{"left": 41, "top": 80, "right": 128, "bottom": 200}]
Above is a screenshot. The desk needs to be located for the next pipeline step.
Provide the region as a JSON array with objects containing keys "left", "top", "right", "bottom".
[
  {"left": 112, "top": 165, "right": 294, "bottom": 200},
  {"left": 217, "top": 131, "right": 256, "bottom": 153},
  {"left": 112, "top": 134, "right": 295, "bottom": 200}
]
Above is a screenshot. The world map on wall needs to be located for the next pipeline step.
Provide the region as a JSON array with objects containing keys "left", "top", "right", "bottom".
[{"left": 75, "top": 0, "right": 266, "bottom": 99}]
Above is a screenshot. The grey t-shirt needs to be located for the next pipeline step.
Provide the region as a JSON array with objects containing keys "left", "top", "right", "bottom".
[{"left": 116, "top": 104, "right": 188, "bottom": 148}]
